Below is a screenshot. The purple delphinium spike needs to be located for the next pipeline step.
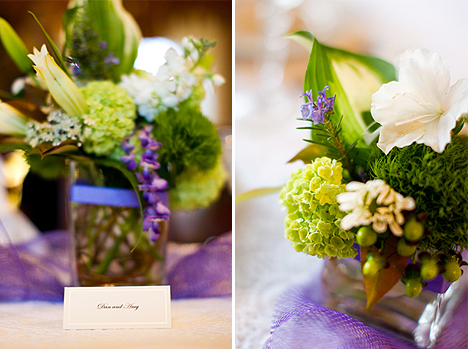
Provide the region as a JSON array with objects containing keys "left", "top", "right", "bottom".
[
  {"left": 120, "top": 127, "right": 170, "bottom": 242},
  {"left": 300, "top": 86, "right": 335, "bottom": 125}
]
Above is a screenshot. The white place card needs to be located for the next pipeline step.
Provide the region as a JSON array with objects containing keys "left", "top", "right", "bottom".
[{"left": 63, "top": 286, "right": 171, "bottom": 329}]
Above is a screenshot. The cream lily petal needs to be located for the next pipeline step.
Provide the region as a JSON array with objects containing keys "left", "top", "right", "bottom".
[{"left": 28, "top": 45, "right": 87, "bottom": 118}]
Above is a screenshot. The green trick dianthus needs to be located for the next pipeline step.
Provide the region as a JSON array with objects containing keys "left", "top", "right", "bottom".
[
  {"left": 169, "top": 157, "right": 227, "bottom": 211},
  {"left": 280, "top": 157, "right": 357, "bottom": 259},
  {"left": 370, "top": 136, "right": 468, "bottom": 252},
  {"left": 151, "top": 104, "right": 222, "bottom": 181},
  {"left": 80, "top": 81, "right": 136, "bottom": 156}
]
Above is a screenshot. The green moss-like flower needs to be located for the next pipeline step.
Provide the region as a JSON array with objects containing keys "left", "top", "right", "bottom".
[
  {"left": 80, "top": 81, "right": 136, "bottom": 156},
  {"left": 370, "top": 136, "right": 468, "bottom": 252},
  {"left": 280, "top": 157, "right": 357, "bottom": 259},
  {"left": 169, "top": 158, "right": 227, "bottom": 211},
  {"left": 151, "top": 104, "right": 222, "bottom": 180}
]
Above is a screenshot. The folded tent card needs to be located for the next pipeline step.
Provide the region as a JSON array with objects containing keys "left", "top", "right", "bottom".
[{"left": 63, "top": 286, "right": 171, "bottom": 330}]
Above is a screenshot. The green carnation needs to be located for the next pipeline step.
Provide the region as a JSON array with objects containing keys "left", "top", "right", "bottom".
[
  {"left": 80, "top": 81, "right": 136, "bottom": 156},
  {"left": 169, "top": 158, "right": 227, "bottom": 211},
  {"left": 151, "top": 104, "right": 222, "bottom": 180},
  {"left": 370, "top": 136, "right": 468, "bottom": 252},
  {"left": 280, "top": 157, "right": 357, "bottom": 259}
]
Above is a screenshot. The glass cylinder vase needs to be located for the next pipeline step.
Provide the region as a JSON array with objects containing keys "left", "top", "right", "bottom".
[
  {"left": 321, "top": 257, "right": 467, "bottom": 348},
  {"left": 68, "top": 160, "right": 167, "bottom": 286}
]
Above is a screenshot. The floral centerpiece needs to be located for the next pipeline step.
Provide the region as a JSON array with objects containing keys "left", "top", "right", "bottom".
[
  {"left": 0, "top": 0, "right": 226, "bottom": 285},
  {"left": 279, "top": 31, "right": 467, "bottom": 340}
]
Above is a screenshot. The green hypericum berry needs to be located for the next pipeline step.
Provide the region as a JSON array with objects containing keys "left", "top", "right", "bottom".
[
  {"left": 405, "top": 279, "right": 422, "bottom": 297},
  {"left": 420, "top": 261, "right": 439, "bottom": 280},
  {"left": 363, "top": 260, "right": 381, "bottom": 276},
  {"left": 443, "top": 261, "right": 462, "bottom": 282},
  {"left": 397, "top": 238, "right": 417, "bottom": 257},
  {"left": 356, "top": 226, "right": 378, "bottom": 247},
  {"left": 363, "top": 254, "right": 385, "bottom": 276},
  {"left": 404, "top": 218, "right": 424, "bottom": 242}
]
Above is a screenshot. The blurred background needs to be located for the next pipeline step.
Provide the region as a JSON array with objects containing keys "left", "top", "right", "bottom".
[
  {"left": 0, "top": 0, "right": 232, "bottom": 243},
  {"left": 235, "top": 0, "right": 468, "bottom": 348}
]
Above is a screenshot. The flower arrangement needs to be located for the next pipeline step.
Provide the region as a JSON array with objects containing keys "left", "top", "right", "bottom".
[
  {"left": 280, "top": 31, "right": 467, "bottom": 308},
  {"left": 0, "top": 0, "right": 226, "bottom": 283}
]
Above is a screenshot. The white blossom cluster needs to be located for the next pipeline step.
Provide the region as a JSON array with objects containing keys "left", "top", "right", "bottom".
[
  {"left": 120, "top": 37, "right": 224, "bottom": 122},
  {"left": 336, "top": 179, "right": 416, "bottom": 237},
  {"left": 25, "top": 109, "right": 82, "bottom": 148}
]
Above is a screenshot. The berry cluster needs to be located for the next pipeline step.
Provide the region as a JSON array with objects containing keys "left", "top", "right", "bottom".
[
  {"left": 358, "top": 217, "right": 467, "bottom": 297},
  {"left": 402, "top": 251, "right": 466, "bottom": 297},
  {"left": 121, "top": 126, "right": 170, "bottom": 241}
]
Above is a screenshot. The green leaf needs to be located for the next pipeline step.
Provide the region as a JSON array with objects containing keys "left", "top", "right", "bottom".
[
  {"left": 0, "top": 17, "right": 32, "bottom": 74},
  {"left": 361, "top": 236, "right": 409, "bottom": 309},
  {"left": 38, "top": 140, "right": 80, "bottom": 159},
  {"left": 0, "top": 140, "right": 31, "bottom": 153},
  {"left": 287, "top": 143, "right": 329, "bottom": 164},
  {"left": 66, "top": 0, "right": 142, "bottom": 81},
  {"left": 29, "top": 12, "right": 70, "bottom": 77},
  {"left": 290, "top": 31, "right": 396, "bottom": 149},
  {"left": 235, "top": 186, "right": 284, "bottom": 204}
]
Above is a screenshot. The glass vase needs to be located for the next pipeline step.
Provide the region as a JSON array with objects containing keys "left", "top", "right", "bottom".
[
  {"left": 68, "top": 160, "right": 167, "bottom": 286},
  {"left": 321, "top": 257, "right": 467, "bottom": 348}
]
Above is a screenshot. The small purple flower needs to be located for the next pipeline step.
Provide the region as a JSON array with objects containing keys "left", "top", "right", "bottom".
[
  {"left": 121, "top": 153, "right": 137, "bottom": 171},
  {"left": 99, "top": 41, "right": 107, "bottom": 49},
  {"left": 122, "top": 138, "right": 134, "bottom": 154},
  {"left": 104, "top": 52, "right": 120, "bottom": 65},
  {"left": 140, "top": 149, "right": 161, "bottom": 169},
  {"left": 300, "top": 87, "right": 335, "bottom": 125}
]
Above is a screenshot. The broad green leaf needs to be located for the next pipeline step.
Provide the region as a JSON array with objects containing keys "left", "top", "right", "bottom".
[
  {"left": 361, "top": 236, "right": 409, "bottom": 309},
  {"left": 66, "top": 0, "right": 142, "bottom": 81},
  {"left": 235, "top": 186, "right": 284, "bottom": 204},
  {"left": 290, "top": 31, "right": 396, "bottom": 148},
  {"left": 0, "top": 139, "right": 31, "bottom": 153},
  {"left": 288, "top": 143, "right": 328, "bottom": 164},
  {"left": 29, "top": 12, "right": 70, "bottom": 77},
  {"left": 0, "top": 17, "right": 32, "bottom": 74}
]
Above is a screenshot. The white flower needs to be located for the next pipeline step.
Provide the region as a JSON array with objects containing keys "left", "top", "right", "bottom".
[
  {"left": 371, "top": 48, "right": 468, "bottom": 154},
  {"left": 28, "top": 45, "right": 87, "bottom": 118},
  {"left": 337, "top": 179, "right": 415, "bottom": 236}
]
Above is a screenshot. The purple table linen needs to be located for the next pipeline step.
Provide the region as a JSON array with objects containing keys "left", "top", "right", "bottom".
[
  {"left": 0, "top": 225, "right": 232, "bottom": 302},
  {"left": 265, "top": 274, "right": 468, "bottom": 349}
]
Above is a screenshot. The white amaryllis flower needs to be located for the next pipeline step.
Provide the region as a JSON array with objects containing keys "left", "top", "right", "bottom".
[
  {"left": 337, "top": 179, "right": 416, "bottom": 236},
  {"left": 371, "top": 48, "right": 468, "bottom": 154},
  {"left": 28, "top": 45, "right": 87, "bottom": 118}
]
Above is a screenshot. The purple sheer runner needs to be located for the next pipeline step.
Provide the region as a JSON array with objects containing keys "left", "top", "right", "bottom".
[
  {"left": 0, "top": 224, "right": 231, "bottom": 302},
  {"left": 167, "top": 232, "right": 232, "bottom": 298},
  {"left": 265, "top": 273, "right": 468, "bottom": 349}
]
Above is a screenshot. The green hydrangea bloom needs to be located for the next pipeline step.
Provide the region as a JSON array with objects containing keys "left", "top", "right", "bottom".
[
  {"left": 280, "top": 157, "right": 357, "bottom": 259},
  {"left": 169, "top": 157, "right": 227, "bottom": 211},
  {"left": 80, "top": 81, "right": 136, "bottom": 156}
]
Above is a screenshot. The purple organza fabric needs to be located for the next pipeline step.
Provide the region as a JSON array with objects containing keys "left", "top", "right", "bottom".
[
  {"left": 0, "top": 224, "right": 232, "bottom": 302},
  {"left": 265, "top": 275, "right": 468, "bottom": 349},
  {"left": 166, "top": 232, "right": 232, "bottom": 298}
]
